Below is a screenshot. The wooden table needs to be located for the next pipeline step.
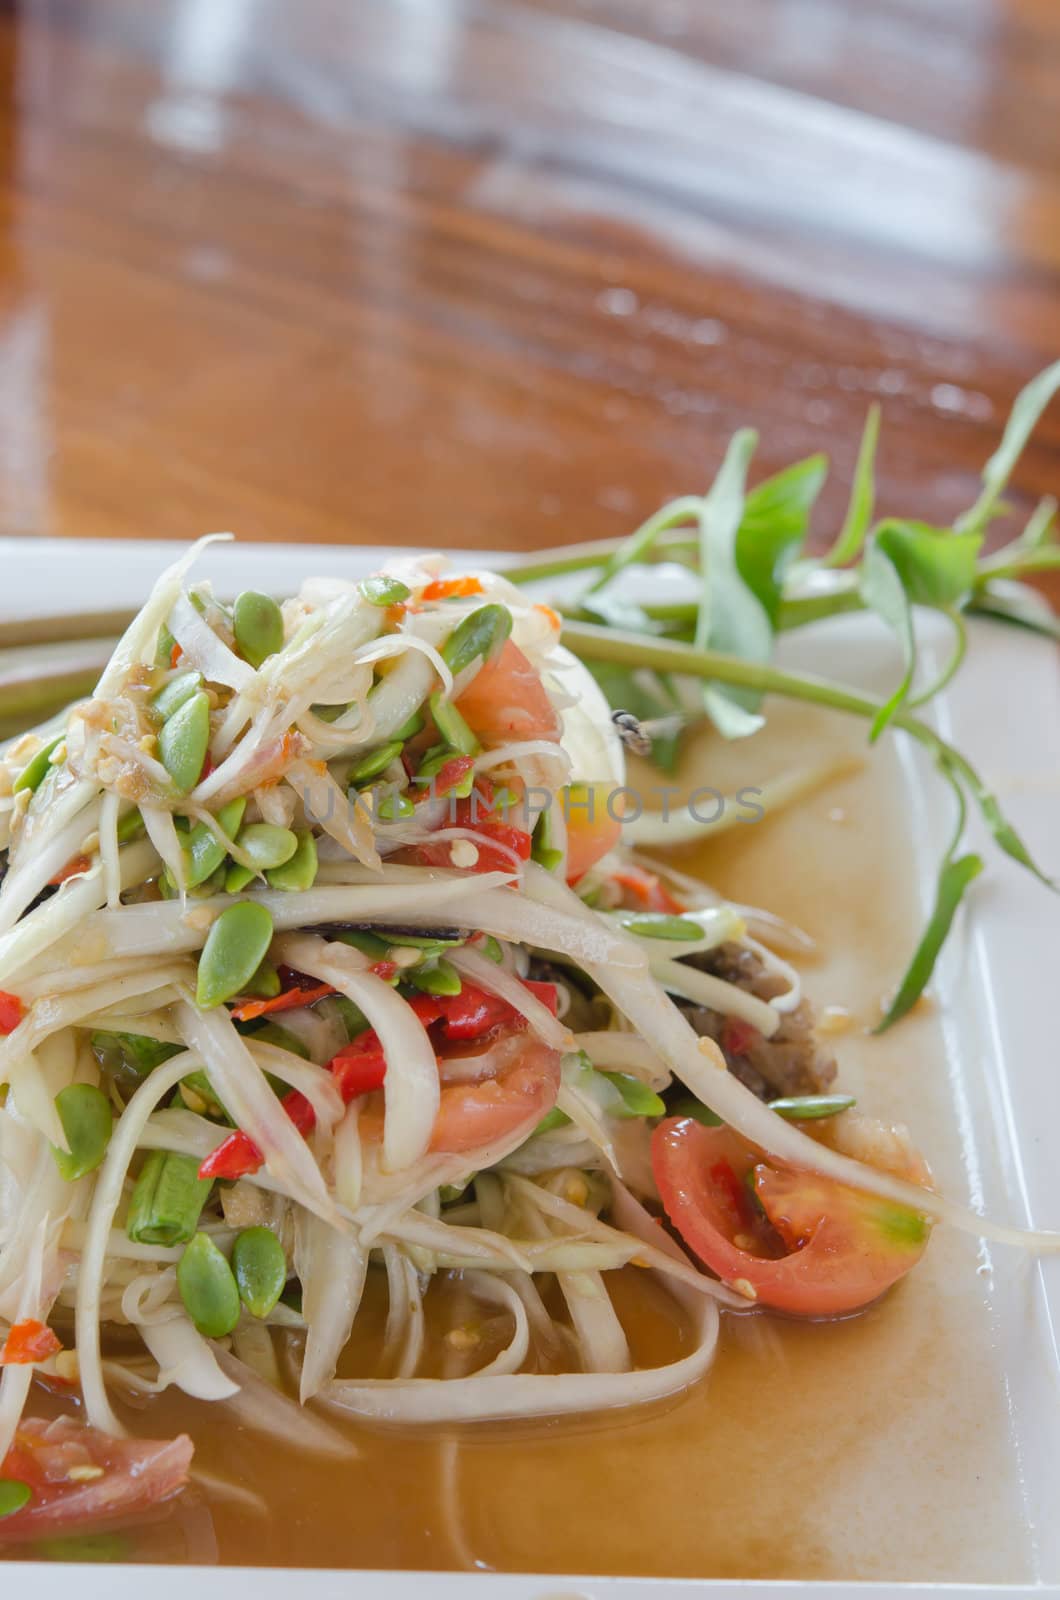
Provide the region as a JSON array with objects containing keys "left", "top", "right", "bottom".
[{"left": 0, "top": 0, "right": 1058, "bottom": 556}]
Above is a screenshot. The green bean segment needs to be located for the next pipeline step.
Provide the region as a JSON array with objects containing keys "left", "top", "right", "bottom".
[
  {"left": 393, "top": 710, "right": 425, "bottom": 740},
  {"left": 622, "top": 913, "right": 705, "bottom": 940},
  {"left": 127, "top": 1150, "right": 212, "bottom": 1247},
  {"left": 242, "top": 959, "right": 281, "bottom": 999},
  {"left": 359, "top": 575, "right": 411, "bottom": 607},
  {"left": 407, "top": 959, "right": 462, "bottom": 997},
  {"left": 233, "top": 591, "right": 285, "bottom": 669},
  {"left": 349, "top": 741, "right": 404, "bottom": 784},
  {"left": 440, "top": 603, "right": 512, "bottom": 675},
  {"left": 0, "top": 1479, "right": 32, "bottom": 1519},
  {"left": 183, "top": 798, "right": 247, "bottom": 888},
  {"left": 177, "top": 1232, "right": 241, "bottom": 1338},
  {"left": 769, "top": 1094, "right": 856, "bottom": 1121},
  {"left": 237, "top": 822, "right": 299, "bottom": 871},
  {"left": 600, "top": 1071, "right": 666, "bottom": 1119},
  {"left": 266, "top": 829, "right": 317, "bottom": 892},
  {"left": 232, "top": 1226, "right": 287, "bottom": 1318},
  {"left": 52, "top": 1084, "right": 113, "bottom": 1181},
  {"left": 429, "top": 693, "right": 480, "bottom": 756},
  {"left": 151, "top": 669, "right": 203, "bottom": 722},
  {"left": 159, "top": 690, "right": 211, "bottom": 794},
  {"left": 224, "top": 862, "right": 255, "bottom": 893},
  {"left": 196, "top": 902, "right": 275, "bottom": 1010},
  {"left": 13, "top": 736, "right": 62, "bottom": 794}
]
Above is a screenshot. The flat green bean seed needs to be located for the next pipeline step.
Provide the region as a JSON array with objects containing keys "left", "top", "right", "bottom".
[
  {"left": 232, "top": 1226, "right": 287, "bottom": 1318},
  {"left": 233, "top": 591, "right": 284, "bottom": 669},
  {"left": 240, "top": 1020, "right": 311, "bottom": 1059},
  {"left": 440, "top": 604, "right": 513, "bottom": 675},
  {"left": 375, "top": 790, "right": 414, "bottom": 822},
  {"left": 236, "top": 822, "right": 299, "bottom": 871},
  {"left": 481, "top": 935, "right": 504, "bottom": 964},
  {"left": 225, "top": 862, "right": 256, "bottom": 893},
  {"left": 768, "top": 1094, "right": 856, "bottom": 1121},
  {"left": 13, "top": 737, "right": 63, "bottom": 795},
  {"left": 52, "top": 1084, "right": 113, "bottom": 1181},
  {"left": 670, "top": 1097, "right": 724, "bottom": 1127},
  {"left": 534, "top": 1107, "right": 571, "bottom": 1135},
  {"left": 599, "top": 1071, "right": 666, "bottom": 1119},
  {"left": 0, "top": 1480, "right": 32, "bottom": 1519},
  {"left": 151, "top": 669, "right": 203, "bottom": 722},
  {"left": 407, "top": 959, "right": 462, "bottom": 997},
  {"left": 127, "top": 1150, "right": 212, "bottom": 1246},
  {"left": 359, "top": 575, "right": 411, "bottom": 607},
  {"left": 387, "top": 931, "right": 464, "bottom": 949},
  {"left": 159, "top": 691, "right": 211, "bottom": 794},
  {"left": 336, "top": 929, "right": 390, "bottom": 959},
  {"left": 333, "top": 996, "right": 370, "bottom": 1041},
  {"left": 266, "top": 830, "right": 317, "bottom": 892},
  {"left": 349, "top": 741, "right": 404, "bottom": 784},
  {"left": 393, "top": 710, "right": 425, "bottom": 740},
  {"left": 196, "top": 901, "right": 275, "bottom": 1009},
  {"left": 622, "top": 913, "right": 704, "bottom": 941},
  {"left": 177, "top": 1232, "right": 241, "bottom": 1338},
  {"left": 413, "top": 745, "right": 453, "bottom": 783},
  {"left": 243, "top": 959, "right": 281, "bottom": 999},
  {"left": 429, "top": 693, "right": 480, "bottom": 756},
  {"left": 183, "top": 798, "right": 247, "bottom": 888}
]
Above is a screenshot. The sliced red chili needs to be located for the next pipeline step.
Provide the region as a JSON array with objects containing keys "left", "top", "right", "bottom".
[
  {"left": 230, "top": 979, "right": 335, "bottom": 1023},
  {"left": 0, "top": 991, "right": 24, "bottom": 1036}
]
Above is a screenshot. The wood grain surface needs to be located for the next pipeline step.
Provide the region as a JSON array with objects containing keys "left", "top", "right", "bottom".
[{"left": 0, "top": 0, "right": 1058, "bottom": 555}]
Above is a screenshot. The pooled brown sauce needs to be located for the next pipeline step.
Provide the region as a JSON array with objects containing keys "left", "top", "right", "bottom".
[{"left": 6, "top": 704, "right": 1031, "bottom": 1577}]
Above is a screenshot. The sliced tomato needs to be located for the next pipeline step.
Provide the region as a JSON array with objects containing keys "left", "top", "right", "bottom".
[
  {"left": 427, "top": 1035, "right": 561, "bottom": 1154},
  {"left": 421, "top": 576, "right": 484, "bottom": 602},
  {"left": 0, "top": 1418, "right": 192, "bottom": 1542},
  {"left": 454, "top": 640, "right": 562, "bottom": 744},
  {"left": 564, "top": 782, "right": 623, "bottom": 882},
  {"left": 652, "top": 1117, "right": 931, "bottom": 1317}
]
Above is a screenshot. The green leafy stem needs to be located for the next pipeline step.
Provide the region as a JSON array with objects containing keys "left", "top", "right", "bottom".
[{"left": 502, "top": 359, "right": 1060, "bottom": 1028}]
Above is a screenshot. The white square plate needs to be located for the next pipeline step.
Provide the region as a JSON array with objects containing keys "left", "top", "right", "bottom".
[{"left": 1, "top": 538, "right": 1059, "bottom": 1598}]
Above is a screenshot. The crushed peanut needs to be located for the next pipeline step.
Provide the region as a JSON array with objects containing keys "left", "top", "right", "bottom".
[
  {"left": 66, "top": 1464, "right": 105, "bottom": 1483},
  {"left": 449, "top": 839, "right": 479, "bottom": 869},
  {"left": 445, "top": 1324, "right": 481, "bottom": 1352},
  {"left": 731, "top": 1277, "right": 758, "bottom": 1301}
]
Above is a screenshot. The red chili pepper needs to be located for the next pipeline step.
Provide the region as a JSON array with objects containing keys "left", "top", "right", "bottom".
[
  {"left": 328, "top": 1044, "right": 388, "bottom": 1102},
  {"left": 198, "top": 980, "right": 558, "bottom": 1181},
  {"left": 0, "top": 1320, "right": 62, "bottom": 1366},
  {"left": 415, "top": 786, "right": 532, "bottom": 873},
  {"left": 415, "top": 755, "right": 475, "bottom": 801},
  {"left": 230, "top": 980, "right": 335, "bottom": 1023},
  {"left": 0, "top": 991, "right": 24, "bottom": 1036},
  {"left": 369, "top": 960, "right": 399, "bottom": 981},
  {"left": 169, "top": 642, "right": 183, "bottom": 669}
]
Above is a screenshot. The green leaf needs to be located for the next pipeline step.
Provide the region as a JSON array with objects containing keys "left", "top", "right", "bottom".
[
  {"left": 585, "top": 497, "right": 703, "bottom": 595},
  {"left": 875, "top": 520, "right": 983, "bottom": 608},
  {"left": 858, "top": 542, "right": 916, "bottom": 740},
  {"left": 823, "top": 403, "right": 880, "bottom": 567},
  {"left": 968, "top": 586, "right": 1060, "bottom": 643},
  {"left": 875, "top": 854, "right": 984, "bottom": 1031},
  {"left": 736, "top": 454, "right": 828, "bottom": 623},
  {"left": 695, "top": 429, "right": 770, "bottom": 738},
  {"left": 956, "top": 359, "right": 1060, "bottom": 536}
]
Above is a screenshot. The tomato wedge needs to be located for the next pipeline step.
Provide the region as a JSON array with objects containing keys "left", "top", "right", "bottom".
[
  {"left": 454, "top": 640, "right": 562, "bottom": 743},
  {"left": 0, "top": 1417, "right": 192, "bottom": 1542},
  {"left": 652, "top": 1117, "right": 931, "bottom": 1317}
]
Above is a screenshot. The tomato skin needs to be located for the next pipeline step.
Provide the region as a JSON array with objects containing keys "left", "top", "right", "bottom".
[
  {"left": 564, "top": 783, "right": 623, "bottom": 882},
  {"left": 0, "top": 1418, "right": 192, "bottom": 1541},
  {"left": 652, "top": 1117, "right": 931, "bottom": 1317},
  {"left": 455, "top": 640, "right": 562, "bottom": 743}
]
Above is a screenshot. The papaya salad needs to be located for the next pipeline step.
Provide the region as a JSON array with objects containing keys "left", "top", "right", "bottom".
[{"left": 0, "top": 538, "right": 1055, "bottom": 1548}]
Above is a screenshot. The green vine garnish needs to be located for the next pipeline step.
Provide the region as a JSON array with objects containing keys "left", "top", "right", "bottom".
[{"left": 502, "top": 359, "right": 1060, "bottom": 1029}]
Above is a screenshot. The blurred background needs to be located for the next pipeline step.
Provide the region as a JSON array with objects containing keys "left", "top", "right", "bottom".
[{"left": 0, "top": 0, "right": 1057, "bottom": 554}]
